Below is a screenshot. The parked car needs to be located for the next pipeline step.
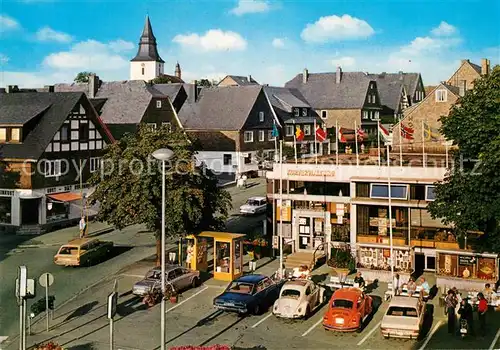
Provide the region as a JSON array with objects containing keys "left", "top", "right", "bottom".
[
  {"left": 273, "top": 279, "right": 325, "bottom": 319},
  {"left": 323, "top": 287, "right": 373, "bottom": 332},
  {"left": 54, "top": 238, "right": 113, "bottom": 266},
  {"left": 132, "top": 265, "right": 201, "bottom": 297},
  {"left": 239, "top": 197, "right": 267, "bottom": 215},
  {"left": 213, "top": 274, "right": 282, "bottom": 315},
  {"left": 380, "top": 296, "right": 426, "bottom": 339}
]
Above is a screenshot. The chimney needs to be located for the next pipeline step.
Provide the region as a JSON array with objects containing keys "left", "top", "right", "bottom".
[
  {"left": 248, "top": 74, "right": 252, "bottom": 83},
  {"left": 461, "top": 59, "right": 470, "bottom": 65},
  {"left": 303, "top": 68, "right": 308, "bottom": 84},
  {"left": 336, "top": 66, "right": 342, "bottom": 84},
  {"left": 459, "top": 80, "right": 467, "bottom": 97},
  {"left": 44, "top": 85, "right": 54, "bottom": 93},
  {"left": 88, "top": 74, "right": 99, "bottom": 98},
  {"left": 481, "top": 58, "right": 490, "bottom": 76}
]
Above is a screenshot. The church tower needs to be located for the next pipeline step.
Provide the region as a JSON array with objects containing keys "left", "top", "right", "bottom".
[
  {"left": 175, "top": 62, "right": 181, "bottom": 80},
  {"left": 130, "top": 16, "right": 165, "bottom": 81}
]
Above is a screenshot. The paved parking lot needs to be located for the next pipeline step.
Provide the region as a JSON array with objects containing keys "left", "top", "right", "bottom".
[{"left": 9, "top": 257, "right": 500, "bottom": 350}]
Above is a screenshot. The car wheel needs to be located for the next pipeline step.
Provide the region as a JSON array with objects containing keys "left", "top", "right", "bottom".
[
  {"left": 304, "top": 306, "right": 311, "bottom": 319},
  {"left": 192, "top": 277, "right": 200, "bottom": 288},
  {"left": 253, "top": 304, "right": 261, "bottom": 315}
]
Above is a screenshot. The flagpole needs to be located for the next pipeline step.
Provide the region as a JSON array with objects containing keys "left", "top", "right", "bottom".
[
  {"left": 354, "top": 120, "right": 359, "bottom": 167},
  {"left": 387, "top": 142, "right": 394, "bottom": 292},
  {"left": 399, "top": 124, "right": 403, "bottom": 168},
  {"left": 314, "top": 119, "right": 318, "bottom": 165},
  {"left": 293, "top": 133, "right": 297, "bottom": 164},
  {"left": 377, "top": 120, "right": 381, "bottom": 167},
  {"left": 335, "top": 120, "right": 339, "bottom": 166},
  {"left": 279, "top": 140, "right": 284, "bottom": 278},
  {"left": 274, "top": 122, "right": 278, "bottom": 163},
  {"left": 421, "top": 120, "right": 426, "bottom": 167}
]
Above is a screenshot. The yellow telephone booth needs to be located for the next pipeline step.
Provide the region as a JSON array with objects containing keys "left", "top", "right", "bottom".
[
  {"left": 199, "top": 231, "right": 246, "bottom": 281},
  {"left": 184, "top": 234, "right": 209, "bottom": 272}
]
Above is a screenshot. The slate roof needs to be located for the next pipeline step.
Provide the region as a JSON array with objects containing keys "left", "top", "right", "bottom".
[
  {"left": 187, "top": 131, "right": 237, "bottom": 151},
  {"left": 130, "top": 16, "right": 164, "bottom": 63},
  {"left": 366, "top": 74, "right": 404, "bottom": 112},
  {"left": 56, "top": 80, "right": 165, "bottom": 125},
  {"left": 220, "top": 75, "right": 259, "bottom": 86},
  {"left": 263, "top": 86, "right": 310, "bottom": 112},
  {"left": 0, "top": 103, "right": 51, "bottom": 125},
  {"left": 469, "top": 62, "right": 482, "bottom": 74},
  {"left": 153, "top": 83, "right": 183, "bottom": 101},
  {"left": 284, "top": 72, "right": 371, "bottom": 109},
  {"left": 178, "top": 85, "right": 262, "bottom": 130},
  {"left": 0, "top": 92, "right": 83, "bottom": 159}
]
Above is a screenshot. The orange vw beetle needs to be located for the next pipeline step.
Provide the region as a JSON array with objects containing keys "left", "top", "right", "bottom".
[{"left": 323, "top": 287, "right": 373, "bottom": 332}]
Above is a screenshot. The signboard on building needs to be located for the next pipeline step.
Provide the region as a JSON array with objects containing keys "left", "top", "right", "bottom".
[
  {"left": 287, "top": 170, "right": 336, "bottom": 177},
  {"left": 276, "top": 199, "right": 292, "bottom": 222}
]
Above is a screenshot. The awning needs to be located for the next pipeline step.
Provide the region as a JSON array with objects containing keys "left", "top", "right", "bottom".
[{"left": 47, "top": 192, "right": 82, "bottom": 202}]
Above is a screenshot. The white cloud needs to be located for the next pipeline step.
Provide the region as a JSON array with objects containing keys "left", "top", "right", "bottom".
[
  {"left": 431, "top": 21, "right": 457, "bottom": 37},
  {"left": 173, "top": 29, "right": 247, "bottom": 52},
  {"left": 272, "top": 38, "right": 285, "bottom": 48},
  {"left": 43, "top": 40, "right": 129, "bottom": 70},
  {"left": 0, "top": 15, "right": 20, "bottom": 32},
  {"left": 108, "top": 39, "right": 135, "bottom": 52},
  {"left": 301, "top": 14, "right": 374, "bottom": 43},
  {"left": 0, "top": 54, "right": 9, "bottom": 64},
  {"left": 230, "top": 0, "right": 270, "bottom": 16},
  {"left": 36, "top": 26, "right": 73, "bottom": 43},
  {"left": 330, "top": 56, "right": 356, "bottom": 68}
]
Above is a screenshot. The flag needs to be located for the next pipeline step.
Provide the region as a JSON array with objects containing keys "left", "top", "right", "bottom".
[
  {"left": 378, "top": 123, "right": 390, "bottom": 142},
  {"left": 423, "top": 122, "right": 440, "bottom": 142},
  {"left": 356, "top": 127, "right": 365, "bottom": 140},
  {"left": 338, "top": 128, "right": 347, "bottom": 143},
  {"left": 295, "top": 125, "right": 305, "bottom": 141},
  {"left": 315, "top": 125, "right": 326, "bottom": 142},
  {"left": 400, "top": 123, "right": 414, "bottom": 140},
  {"left": 272, "top": 123, "right": 280, "bottom": 138}
]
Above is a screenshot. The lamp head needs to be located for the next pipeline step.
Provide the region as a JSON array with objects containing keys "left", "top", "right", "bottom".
[{"left": 152, "top": 148, "right": 174, "bottom": 161}]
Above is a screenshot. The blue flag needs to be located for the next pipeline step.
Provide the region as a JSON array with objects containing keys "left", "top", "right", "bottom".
[{"left": 272, "top": 123, "right": 279, "bottom": 138}]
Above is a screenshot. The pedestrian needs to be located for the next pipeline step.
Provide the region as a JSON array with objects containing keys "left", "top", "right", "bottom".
[
  {"left": 483, "top": 283, "right": 493, "bottom": 303},
  {"left": 458, "top": 297, "right": 475, "bottom": 336},
  {"left": 418, "top": 277, "right": 430, "bottom": 297},
  {"left": 354, "top": 272, "right": 365, "bottom": 289},
  {"left": 79, "top": 216, "right": 86, "bottom": 238},
  {"left": 393, "top": 273, "right": 401, "bottom": 296},
  {"left": 407, "top": 277, "right": 417, "bottom": 296},
  {"left": 445, "top": 289, "right": 458, "bottom": 333},
  {"left": 477, "top": 292, "right": 488, "bottom": 336},
  {"left": 453, "top": 287, "right": 462, "bottom": 317},
  {"left": 186, "top": 242, "right": 194, "bottom": 269}
]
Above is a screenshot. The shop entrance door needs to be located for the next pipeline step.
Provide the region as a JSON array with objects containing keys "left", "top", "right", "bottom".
[
  {"left": 298, "top": 217, "right": 312, "bottom": 250},
  {"left": 297, "top": 216, "right": 326, "bottom": 252},
  {"left": 414, "top": 253, "right": 425, "bottom": 276}
]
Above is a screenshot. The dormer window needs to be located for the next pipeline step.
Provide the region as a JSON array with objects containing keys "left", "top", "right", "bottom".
[
  {"left": 0, "top": 128, "right": 6, "bottom": 142},
  {"left": 259, "top": 111, "right": 264, "bottom": 122},
  {"left": 156, "top": 100, "right": 162, "bottom": 108},
  {"left": 0, "top": 127, "right": 21, "bottom": 143},
  {"left": 294, "top": 108, "right": 299, "bottom": 117},
  {"left": 302, "top": 108, "right": 307, "bottom": 117},
  {"left": 435, "top": 89, "right": 447, "bottom": 102},
  {"left": 10, "top": 128, "right": 20, "bottom": 142}
]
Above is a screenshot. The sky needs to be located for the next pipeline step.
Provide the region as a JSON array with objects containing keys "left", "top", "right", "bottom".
[{"left": 0, "top": 0, "right": 499, "bottom": 88}]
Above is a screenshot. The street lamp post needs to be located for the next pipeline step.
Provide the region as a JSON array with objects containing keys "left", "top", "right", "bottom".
[
  {"left": 386, "top": 143, "right": 394, "bottom": 291},
  {"left": 152, "top": 148, "right": 174, "bottom": 350}
]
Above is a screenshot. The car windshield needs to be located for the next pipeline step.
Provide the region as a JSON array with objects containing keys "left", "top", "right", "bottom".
[
  {"left": 58, "top": 246, "right": 79, "bottom": 255},
  {"left": 281, "top": 289, "right": 301, "bottom": 299},
  {"left": 146, "top": 270, "right": 162, "bottom": 280},
  {"left": 332, "top": 299, "right": 354, "bottom": 309},
  {"left": 247, "top": 199, "right": 261, "bottom": 206},
  {"left": 227, "top": 282, "right": 254, "bottom": 294},
  {"left": 387, "top": 306, "right": 418, "bottom": 317}
]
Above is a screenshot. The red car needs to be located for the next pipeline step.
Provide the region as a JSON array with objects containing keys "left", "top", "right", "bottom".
[{"left": 323, "top": 287, "right": 373, "bottom": 332}]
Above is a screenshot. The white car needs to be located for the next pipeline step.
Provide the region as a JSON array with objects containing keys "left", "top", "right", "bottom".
[
  {"left": 272, "top": 279, "right": 325, "bottom": 319},
  {"left": 380, "top": 296, "right": 426, "bottom": 339},
  {"left": 239, "top": 197, "right": 267, "bottom": 215}
]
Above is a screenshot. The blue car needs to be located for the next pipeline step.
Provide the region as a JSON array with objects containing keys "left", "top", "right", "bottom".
[{"left": 213, "top": 274, "right": 282, "bottom": 315}]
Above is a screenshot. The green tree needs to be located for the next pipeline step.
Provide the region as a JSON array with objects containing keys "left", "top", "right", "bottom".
[
  {"left": 74, "top": 71, "right": 96, "bottom": 83},
  {"left": 196, "top": 79, "right": 213, "bottom": 87},
  {"left": 150, "top": 75, "right": 178, "bottom": 84},
  {"left": 428, "top": 66, "right": 500, "bottom": 252},
  {"left": 88, "top": 125, "right": 232, "bottom": 263}
]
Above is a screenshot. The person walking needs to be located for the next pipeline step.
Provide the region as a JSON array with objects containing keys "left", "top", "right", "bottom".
[
  {"left": 477, "top": 292, "right": 488, "bottom": 336},
  {"left": 458, "top": 297, "right": 475, "bottom": 336},
  {"left": 445, "top": 289, "right": 458, "bottom": 334}
]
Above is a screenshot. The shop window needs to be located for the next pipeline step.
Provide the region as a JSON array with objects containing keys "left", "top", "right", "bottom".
[
  {"left": 370, "top": 184, "right": 408, "bottom": 200},
  {"left": 356, "top": 183, "right": 370, "bottom": 197},
  {"left": 425, "top": 186, "right": 436, "bottom": 201},
  {"left": 234, "top": 240, "right": 241, "bottom": 274},
  {"left": 0, "top": 197, "right": 12, "bottom": 224},
  {"left": 215, "top": 242, "right": 230, "bottom": 273}
]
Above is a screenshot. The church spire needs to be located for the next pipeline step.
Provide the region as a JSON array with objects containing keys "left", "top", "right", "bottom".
[
  {"left": 130, "top": 15, "right": 164, "bottom": 63},
  {"left": 175, "top": 62, "right": 181, "bottom": 79}
]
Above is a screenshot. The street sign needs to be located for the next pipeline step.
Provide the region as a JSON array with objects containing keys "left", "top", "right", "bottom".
[
  {"left": 18, "top": 266, "right": 27, "bottom": 298},
  {"left": 107, "top": 292, "right": 118, "bottom": 319},
  {"left": 39, "top": 273, "right": 54, "bottom": 288}
]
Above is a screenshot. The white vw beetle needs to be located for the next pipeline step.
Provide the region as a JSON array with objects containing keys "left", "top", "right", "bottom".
[{"left": 273, "top": 279, "right": 325, "bottom": 319}]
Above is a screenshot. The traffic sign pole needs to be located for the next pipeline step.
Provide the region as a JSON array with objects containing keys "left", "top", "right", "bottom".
[{"left": 45, "top": 274, "right": 49, "bottom": 332}]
